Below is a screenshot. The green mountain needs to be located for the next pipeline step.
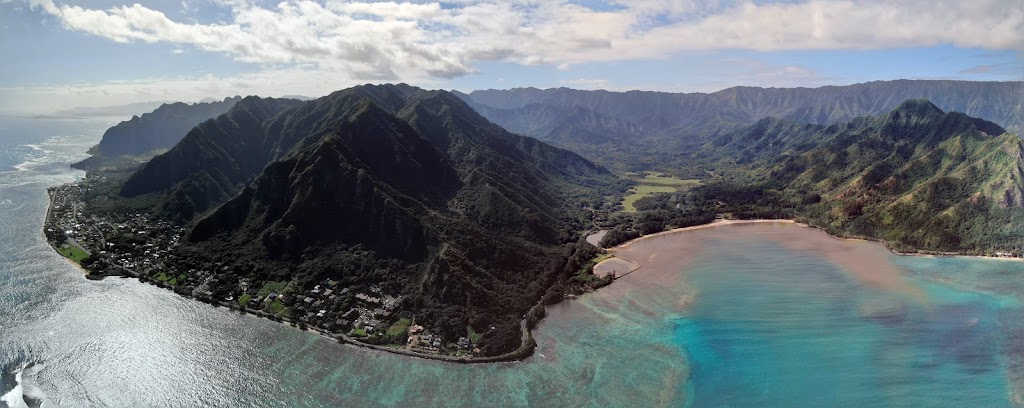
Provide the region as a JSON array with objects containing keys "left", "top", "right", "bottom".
[
  {"left": 87, "top": 96, "right": 243, "bottom": 157},
  {"left": 766, "top": 100, "right": 1023, "bottom": 252},
  {"left": 463, "top": 101, "right": 652, "bottom": 145},
  {"left": 461, "top": 80, "right": 1023, "bottom": 171},
  {"left": 108, "top": 84, "right": 616, "bottom": 355},
  {"left": 119, "top": 96, "right": 303, "bottom": 219},
  {"left": 621, "top": 99, "right": 1024, "bottom": 254}
]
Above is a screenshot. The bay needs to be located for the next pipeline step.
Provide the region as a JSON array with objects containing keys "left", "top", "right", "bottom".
[{"left": 2, "top": 117, "right": 1022, "bottom": 407}]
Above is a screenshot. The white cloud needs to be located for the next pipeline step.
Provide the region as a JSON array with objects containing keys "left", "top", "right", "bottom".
[
  {"left": 0, "top": 67, "right": 429, "bottom": 114},
  {"left": 24, "top": 0, "right": 1022, "bottom": 77},
  {"left": 7, "top": 0, "right": 1022, "bottom": 112}
]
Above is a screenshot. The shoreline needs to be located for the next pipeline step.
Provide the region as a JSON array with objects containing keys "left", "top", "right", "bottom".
[
  {"left": 42, "top": 183, "right": 541, "bottom": 365},
  {"left": 610, "top": 219, "right": 799, "bottom": 250},
  {"left": 44, "top": 178, "right": 1021, "bottom": 366},
  {"left": 45, "top": 189, "right": 91, "bottom": 274},
  {"left": 73, "top": 268, "right": 543, "bottom": 364},
  {"left": 605, "top": 218, "right": 1024, "bottom": 264}
]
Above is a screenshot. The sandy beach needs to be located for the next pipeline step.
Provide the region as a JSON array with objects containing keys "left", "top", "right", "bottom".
[
  {"left": 610, "top": 219, "right": 800, "bottom": 250},
  {"left": 606, "top": 218, "right": 1022, "bottom": 264}
]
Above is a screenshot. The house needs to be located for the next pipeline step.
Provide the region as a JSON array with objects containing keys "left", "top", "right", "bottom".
[
  {"left": 457, "top": 337, "right": 471, "bottom": 349},
  {"left": 356, "top": 293, "right": 382, "bottom": 304}
]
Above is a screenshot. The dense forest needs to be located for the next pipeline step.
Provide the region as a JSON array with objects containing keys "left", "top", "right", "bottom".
[
  {"left": 75, "top": 84, "right": 623, "bottom": 357},
  {"left": 67, "top": 84, "right": 1024, "bottom": 359},
  {"left": 72, "top": 96, "right": 244, "bottom": 171},
  {"left": 599, "top": 100, "right": 1024, "bottom": 255},
  {"left": 461, "top": 80, "right": 1022, "bottom": 173}
]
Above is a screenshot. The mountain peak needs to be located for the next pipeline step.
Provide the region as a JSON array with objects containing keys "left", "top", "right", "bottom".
[{"left": 890, "top": 98, "right": 944, "bottom": 120}]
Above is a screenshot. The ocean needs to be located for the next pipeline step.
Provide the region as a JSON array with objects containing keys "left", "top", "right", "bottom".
[{"left": 1, "top": 117, "right": 1023, "bottom": 407}]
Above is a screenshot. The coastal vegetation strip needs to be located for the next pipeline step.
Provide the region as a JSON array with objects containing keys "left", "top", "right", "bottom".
[{"left": 606, "top": 218, "right": 1024, "bottom": 264}]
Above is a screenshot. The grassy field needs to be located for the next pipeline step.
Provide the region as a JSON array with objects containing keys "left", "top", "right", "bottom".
[
  {"left": 637, "top": 172, "right": 703, "bottom": 187},
  {"left": 238, "top": 293, "right": 252, "bottom": 306},
  {"left": 621, "top": 172, "right": 701, "bottom": 212},
  {"left": 269, "top": 300, "right": 287, "bottom": 314},
  {"left": 256, "top": 281, "right": 290, "bottom": 298},
  {"left": 57, "top": 245, "right": 90, "bottom": 263},
  {"left": 386, "top": 318, "right": 412, "bottom": 337}
]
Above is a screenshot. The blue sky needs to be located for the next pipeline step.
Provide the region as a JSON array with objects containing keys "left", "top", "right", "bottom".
[{"left": 0, "top": 0, "right": 1020, "bottom": 113}]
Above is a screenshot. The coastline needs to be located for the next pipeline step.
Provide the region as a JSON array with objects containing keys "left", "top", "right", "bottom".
[
  {"left": 41, "top": 183, "right": 542, "bottom": 365},
  {"left": 43, "top": 180, "right": 1022, "bottom": 365},
  {"left": 610, "top": 219, "right": 800, "bottom": 250},
  {"left": 605, "top": 218, "right": 1024, "bottom": 264},
  {"left": 44, "top": 188, "right": 90, "bottom": 276}
]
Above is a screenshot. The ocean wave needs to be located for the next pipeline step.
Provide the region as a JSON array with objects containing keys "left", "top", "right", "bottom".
[
  {"left": 3, "top": 145, "right": 51, "bottom": 174},
  {"left": 22, "top": 145, "right": 50, "bottom": 155},
  {"left": 0, "top": 362, "right": 48, "bottom": 408},
  {"left": 1, "top": 363, "right": 28, "bottom": 408}
]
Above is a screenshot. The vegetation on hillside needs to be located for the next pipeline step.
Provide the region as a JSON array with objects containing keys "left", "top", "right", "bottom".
[
  {"left": 601, "top": 100, "right": 1024, "bottom": 255},
  {"left": 63, "top": 86, "right": 1024, "bottom": 362},
  {"left": 462, "top": 80, "right": 1023, "bottom": 172},
  {"left": 74, "top": 84, "right": 623, "bottom": 357},
  {"left": 81, "top": 96, "right": 242, "bottom": 159}
]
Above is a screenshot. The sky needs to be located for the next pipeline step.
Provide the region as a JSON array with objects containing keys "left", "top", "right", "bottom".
[{"left": 0, "top": 0, "right": 1021, "bottom": 114}]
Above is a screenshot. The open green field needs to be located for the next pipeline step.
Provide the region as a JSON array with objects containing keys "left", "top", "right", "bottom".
[
  {"left": 269, "top": 300, "right": 287, "bottom": 314},
  {"left": 637, "top": 172, "right": 702, "bottom": 187},
  {"left": 58, "top": 245, "right": 90, "bottom": 263},
  {"left": 386, "top": 318, "right": 412, "bottom": 337},
  {"left": 256, "top": 281, "right": 290, "bottom": 298},
  {"left": 620, "top": 172, "right": 701, "bottom": 212}
]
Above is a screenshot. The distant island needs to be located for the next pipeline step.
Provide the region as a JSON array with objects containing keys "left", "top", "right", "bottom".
[{"left": 44, "top": 80, "right": 1024, "bottom": 362}]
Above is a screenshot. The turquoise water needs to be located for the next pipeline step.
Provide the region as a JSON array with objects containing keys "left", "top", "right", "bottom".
[
  {"left": 3, "top": 117, "right": 1023, "bottom": 406},
  {"left": 671, "top": 234, "right": 1015, "bottom": 407}
]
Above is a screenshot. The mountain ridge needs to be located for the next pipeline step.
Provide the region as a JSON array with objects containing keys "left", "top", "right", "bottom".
[
  {"left": 460, "top": 80, "right": 1023, "bottom": 172},
  {"left": 617, "top": 98, "right": 1024, "bottom": 254},
  {"left": 88, "top": 84, "right": 618, "bottom": 356},
  {"left": 88, "top": 96, "right": 244, "bottom": 157}
]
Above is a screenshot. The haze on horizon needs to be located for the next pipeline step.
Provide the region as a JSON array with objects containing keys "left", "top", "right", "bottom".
[{"left": 0, "top": 0, "right": 1021, "bottom": 114}]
